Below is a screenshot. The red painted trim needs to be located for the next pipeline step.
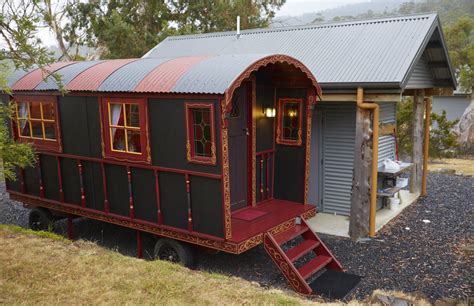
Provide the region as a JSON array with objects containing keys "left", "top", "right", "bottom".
[
  {"left": 37, "top": 158, "right": 45, "bottom": 198},
  {"left": 245, "top": 81, "right": 255, "bottom": 207},
  {"left": 136, "top": 230, "right": 143, "bottom": 259},
  {"left": 101, "top": 163, "right": 109, "bottom": 213},
  {"left": 266, "top": 153, "right": 270, "bottom": 200},
  {"left": 56, "top": 156, "right": 64, "bottom": 202},
  {"left": 11, "top": 95, "right": 62, "bottom": 152},
  {"left": 77, "top": 160, "right": 86, "bottom": 208},
  {"left": 154, "top": 170, "right": 162, "bottom": 224},
  {"left": 185, "top": 174, "right": 193, "bottom": 232},
  {"left": 223, "top": 55, "right": 321, "bottom": 113},
  {"left": 39, "top": 151, "right": 221, "bottom": 179},
  {"left": 259, "top": 156, "right": 264, "bottom": 201},
  {"left": 100, "top": 97, "right": 151, "bottom": 164},
  {"left": 184, "top": 102, "right": 217, "bottom": 165},
  {"left": 134, "top": 56, "right": 209, "bottom": 93},
  {"left": 9, "top": 190, "right": 226, "bottom": 243},
  {"left": 126, "top": 166, "right": 135, "bottom": 219},
  {"left": 276, "top": 98, "right": 304, "bottom": 146}
]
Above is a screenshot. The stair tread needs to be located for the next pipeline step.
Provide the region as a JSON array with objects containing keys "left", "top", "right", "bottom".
[
  {"left": 274, "top": 225, "right": 309, "bottom": 245},
  {"left": 285, "top": 239, "right": 320, "bottom": 262},
  {"left": 298, "top": 255, "right": 332, "bottom": 280}
]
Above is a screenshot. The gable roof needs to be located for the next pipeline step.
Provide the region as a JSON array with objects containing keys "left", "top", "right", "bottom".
[{"left": 145, "top": 13, "right": 456, "bottom": 91}]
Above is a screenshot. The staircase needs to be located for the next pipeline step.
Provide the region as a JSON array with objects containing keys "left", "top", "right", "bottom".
[{"left": 263, "top": 218, "right": 343, "bottom": 295}]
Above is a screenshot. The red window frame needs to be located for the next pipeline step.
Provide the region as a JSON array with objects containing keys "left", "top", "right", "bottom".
[
  {"left": 185, "top": 102, "right": 217, "bottom": 165},
  {"left": 276, "top": 98, "right": 303, "bottom": 146},
  {"left": 100, "top": 97, "right": 150, "bottom": 164},
  {"left": 11, "top": 95, "right": 62, "bottom": 152}
]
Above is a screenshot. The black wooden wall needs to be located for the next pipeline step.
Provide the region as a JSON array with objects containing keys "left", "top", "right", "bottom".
[{"left": 5, "top": 95, "right": 224, "bottom": 238}]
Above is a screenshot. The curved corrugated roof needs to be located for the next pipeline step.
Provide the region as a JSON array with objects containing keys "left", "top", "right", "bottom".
[{"left": 8, "top": 54, "right": 320, "bottom": 97}]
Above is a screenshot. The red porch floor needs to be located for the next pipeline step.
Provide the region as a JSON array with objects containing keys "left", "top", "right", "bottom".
[{"left": 230, "top": 199, "right": 315, "bottom": 243}]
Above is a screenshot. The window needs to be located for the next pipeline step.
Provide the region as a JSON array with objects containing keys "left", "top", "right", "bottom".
[
  {"left": 185, "top": 103, "right": 216, "bottom": 165},
  {"left": 276, "top": 98, "right": 303, "bottom": 146},
  {"left": 102, "top": 98, "right": 150, "bottom": 163},
  {"left": 13, "top": 96, "right": 61, "bottom": 151}
]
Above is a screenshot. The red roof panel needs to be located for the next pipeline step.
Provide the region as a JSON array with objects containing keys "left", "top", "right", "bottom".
[
  {"left": 12, "top": 62, "right": 75, "bottom": 91},
  {"left": 133, "top": 56, "right": 208, "bottom": 92},
  {"left": 66, "top": 59, "right": 137, "bottom": 91}
]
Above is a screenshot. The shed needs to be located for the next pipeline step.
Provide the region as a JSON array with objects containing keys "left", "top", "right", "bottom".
[{"left": 144, "top": 13, "right": 457, "bottom": 237}]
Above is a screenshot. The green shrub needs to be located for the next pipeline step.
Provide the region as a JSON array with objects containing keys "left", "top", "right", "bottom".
[{"left": 396, "top": 98, "right": 459, "bottom": 159}]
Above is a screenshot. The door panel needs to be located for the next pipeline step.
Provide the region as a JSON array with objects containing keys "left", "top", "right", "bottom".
[
  {"left": 228, "top": 86, "right": 248, "bottom": 210},
  {"left": 309, "top": 111, "right": 323, "bottom": 210}
]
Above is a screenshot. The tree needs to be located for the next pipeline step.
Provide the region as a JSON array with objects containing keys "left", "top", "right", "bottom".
[
  {"left": 65, "top": 0, "right": 286, "bottom": 59},
  {"left": 0, "top": 0, "right": 56, "bottom": 180},
  {"left": 444, "top": 16, "right": 474, "bottom": 91}
]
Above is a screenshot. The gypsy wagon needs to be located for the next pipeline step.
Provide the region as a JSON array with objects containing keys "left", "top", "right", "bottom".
[{"left": 3, "top": 54, "right": 354, "bottom": 296}]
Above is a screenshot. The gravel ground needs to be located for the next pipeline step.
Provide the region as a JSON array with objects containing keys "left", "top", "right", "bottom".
[{"left": 1, "top": 173, "right": 472, "bottom": 301}]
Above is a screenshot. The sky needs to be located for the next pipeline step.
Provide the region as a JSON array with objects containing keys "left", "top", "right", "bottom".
[
  {"left": 6, "top": 0, "right": 367, "bottom": 48},
  {"left": 275, "top": 0, "right": 366, "bottom": 17}
]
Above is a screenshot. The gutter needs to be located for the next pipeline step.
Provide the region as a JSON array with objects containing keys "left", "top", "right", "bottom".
[{"left": 356, "top": 87, "right": 379, "bottom": 237}]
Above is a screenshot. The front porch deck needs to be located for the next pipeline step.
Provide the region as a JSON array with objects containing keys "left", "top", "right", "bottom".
[{"left": 230, "top": 199, "right": 316, "bottom": 244}]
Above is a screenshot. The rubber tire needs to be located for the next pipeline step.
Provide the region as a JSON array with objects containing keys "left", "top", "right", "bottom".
[
  {"left": 28, "top": 208, "right": 54, "bottom": 231},
  {"left": 153, "top": 238, "right": 194, "bottom": 268}
]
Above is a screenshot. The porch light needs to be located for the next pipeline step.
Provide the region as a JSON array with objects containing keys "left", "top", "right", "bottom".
[
  {"left": 288, "top": 109, "right": 297, "bottom": 117},
  {"left": 265, "top": 107, "right": 276, "bottom": 118}
]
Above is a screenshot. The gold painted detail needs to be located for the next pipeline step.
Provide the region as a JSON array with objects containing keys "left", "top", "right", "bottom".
[
  {"left": 236, "top": 234, "right": 263, "bottom": 253},
  {"left": 301, "top": 208, "right": 316, "bottom": 220},
  {"left": 263, "top": 234, "right": 311, "bottom": 294},
  {"left": 221, "top": 128, "right": 232, "bottom": 240},
  {"left": 186, "top": 140, "right": 191, "bottom": 162},
  {"left": 304, "top": 101, "right": 312, "bottom": 205},
  {"left": 10, "top": 193, "right": 239, "bottom": 253},
  {"left": 211, "top": 143, "right": 217, "bottom": 165},
  {"left": 268, "top": 218, "right": 295, "bottom": 236}
]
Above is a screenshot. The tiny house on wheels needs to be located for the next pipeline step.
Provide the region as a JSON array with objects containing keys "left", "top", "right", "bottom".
[{"left": 4, "top": 54, "right": 354, "bottom": 296}]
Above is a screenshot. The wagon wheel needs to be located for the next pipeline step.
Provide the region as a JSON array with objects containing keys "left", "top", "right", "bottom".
[
  {"left": 28, "top": 208, "right": 54, "bottom": 231},
  {"left": 154, "top": 238, "right": 194, "bottom": 268}
]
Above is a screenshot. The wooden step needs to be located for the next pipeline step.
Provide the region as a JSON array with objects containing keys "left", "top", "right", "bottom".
[
  {"left": 285, "top": 239, "right": 320, "bottom": 262},
  {"left": 274, "top": 225, "right": 309, "bottom": 245},
  {"left": 298, "top": 255, "right": 332, "bottom": 280}
]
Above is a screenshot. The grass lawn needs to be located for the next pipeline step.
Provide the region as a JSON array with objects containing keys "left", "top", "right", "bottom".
[
  {"left": 429, "top": 157, "right": 474, "bottom": 176},
  {"left": 0, "top": 225, "right": 316, "bottom": 305}
]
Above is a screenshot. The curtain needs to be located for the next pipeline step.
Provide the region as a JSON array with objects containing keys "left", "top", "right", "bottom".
[
  {"left": 18, "top": 103, "right": 28, "bottom": 131},
  {"left": 111, "top": 104, "right": 122, "bottom": 139}
]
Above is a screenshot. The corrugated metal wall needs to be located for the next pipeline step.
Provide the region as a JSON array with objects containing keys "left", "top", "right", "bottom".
[
  {"left": 311, "top": 101, "right": 397, "bottom": 216},
  {"left": 313, "top": 102, "right": 356, "bottom": 216},
  {"left": 378, "top": 102, "right": 397, "bottom": 167},
  {"left": 405, "top": 54, "right": 435, "bottom": 89}
]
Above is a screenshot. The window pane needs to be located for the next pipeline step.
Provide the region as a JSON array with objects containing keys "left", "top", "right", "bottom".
[
  {"left": 194, "top": 141, "right": 204, "bottom": 156},
  {"left": 42, "top": 102, "right": 56, "bottom": 120},
  {"left": 127, "top": 130, "right": 142, "bottom": 153},
  {"left": 111, "top": 127, "right": 126, "bottom": 151},
  {"left": 282, "top": 102, "right": 299, "bottom": 141},
  {"left": 17, "top": 102, "right": 28, "bottom": 119},
  {"left": 190, "top": 107, "right": 212, "bottom": 158},
  {"left": 31, "top": 121, "right": 43, "bottom": 138},
  {"left": 125, "top": 104, "right": 140, "bottom": 127},
  {"left": 29, "top": 102, "right": 42, "bottom": 119},
  {"left": 44, "top": 122, "right": 56, "bottom": 140},
  {"left": 19, "top": 120, "right": 31, "bottom": 137},
  {"left": 110, "top": 103, "right": 124, "bottom": 126},
  {"left": 193, "top": 109, "right": 202, "bottom": 124}
]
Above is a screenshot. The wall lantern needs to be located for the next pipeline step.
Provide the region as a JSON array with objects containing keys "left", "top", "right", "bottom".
[
  {"left": 288, "top": 109, "right": 297, "bottom": 117},
  {"left": 265, "top": 107, "right": 276, "bottom": 118}
]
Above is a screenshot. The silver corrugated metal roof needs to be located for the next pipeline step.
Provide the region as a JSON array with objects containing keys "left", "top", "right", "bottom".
[
  {"left": 145, "top": 14, "right": 456, "bottom": 89},
  {"left": 36, "top": 61, "right": 103, "bottom": 90},
  {"left": 171, "top": 54, "right": 271, "bottom": 94},
  {"left": 98, "top": 58, "right": 171, "bottom": 91}
]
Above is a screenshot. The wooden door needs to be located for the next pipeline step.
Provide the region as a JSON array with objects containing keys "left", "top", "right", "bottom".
[{"left": 228, "top": 85, "right": 249, "bottom": 210}]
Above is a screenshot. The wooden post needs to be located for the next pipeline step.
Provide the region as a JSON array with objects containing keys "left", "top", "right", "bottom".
[
  {"left": 421, "top": 97, "right": 431, "bottom": 196},
  {"left": 410, "top": 90, "right": 425, "bottom": 193},
  {"left": 349, "top": 106, "right": 372, "bottom": 238}
]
